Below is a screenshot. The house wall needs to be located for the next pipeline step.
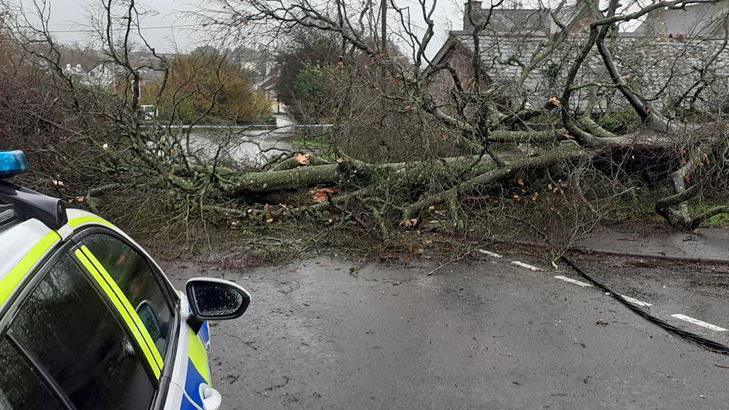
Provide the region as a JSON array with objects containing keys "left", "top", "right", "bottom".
[
  {"left": 433, "top": 33, "right": 729, "bottom": 114},
  {"left": 429, "top": 45, "right": 478, "bottom": 101}
]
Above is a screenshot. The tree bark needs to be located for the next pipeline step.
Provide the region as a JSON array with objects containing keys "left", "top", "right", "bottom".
[
  {"left": 224, "top": 154, "right": 500, "bottom": 195},
  {"left": 656, "top": 137, "right": 729, "bottom": 228},
  {"left": 401, "top": 144, "right": 593, "bottom": 223}
]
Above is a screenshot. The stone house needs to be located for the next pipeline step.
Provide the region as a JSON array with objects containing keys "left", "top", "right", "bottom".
[{"left": 429, "top": 1, "right": 729, "bottom": 114}]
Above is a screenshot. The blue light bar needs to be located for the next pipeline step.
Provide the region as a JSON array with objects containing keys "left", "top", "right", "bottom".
[{"left": 0, "top": 151, "right": 29, "bottom": 178}]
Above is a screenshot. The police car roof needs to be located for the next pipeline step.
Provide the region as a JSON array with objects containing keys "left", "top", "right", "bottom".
[
  {"left": 0, "top": 187, "right": 68, "bottom": 311},
  {"left": 0, "top": 151, "right": 70, "bottom": 284},
  {"left": 0, "top": 216, "right": 57, "bottom": 278},
  {"left": 0, "top": 150, "right": 68, "bottom": 231}
]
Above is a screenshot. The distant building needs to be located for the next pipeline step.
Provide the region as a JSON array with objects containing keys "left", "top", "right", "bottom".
[
  {"left": 61, "top": 60, "right": 163, "bottom": 94},
  {"left": 62, "top": 63, "right": 87, "bottom": 79},
  {"left": 86, "top": 63, "right": 117, "bottom": 87},
  {"left": 462, "top": 1, "right": 592, "bottom": 35},
  {"left": 63, "top": 48, "right": 283, "bottom": 113},
  {"left": 635, "top": 2, "right": 729, "bottom": 38},
  {"left": 63, "top": 63, "right": 116, "bottom": 87},
  {"left": 231, "top": 47, "right": 281, "bottom": 112}
]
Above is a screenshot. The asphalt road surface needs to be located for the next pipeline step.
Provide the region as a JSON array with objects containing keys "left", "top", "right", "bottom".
[{"left": 163, "top": 253, "right": 729, "bottom": 409}]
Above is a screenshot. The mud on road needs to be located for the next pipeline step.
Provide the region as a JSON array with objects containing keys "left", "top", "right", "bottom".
[{"left": 163, "top": 255, "right": 729, "bottom": 409}]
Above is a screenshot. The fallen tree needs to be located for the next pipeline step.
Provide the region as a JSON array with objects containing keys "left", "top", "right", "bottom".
[
  {"left": 3, "top": 0, "right": 729, "bottom": 251},
  {"left": 210, "top": 0, "right": 729, "bottom": 231}
]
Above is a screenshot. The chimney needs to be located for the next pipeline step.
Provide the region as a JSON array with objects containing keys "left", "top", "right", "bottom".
[{"left": 464, "top": 0, "right": 483, "bottom": 31}]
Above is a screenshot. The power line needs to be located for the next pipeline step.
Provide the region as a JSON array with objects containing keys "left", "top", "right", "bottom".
[{"left": 47, "top": 24, "right": 203, "bottom": 34}]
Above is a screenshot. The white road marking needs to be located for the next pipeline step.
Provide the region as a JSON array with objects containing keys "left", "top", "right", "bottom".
[
  {"left": 554, "top": 275, "right": 592, "bottom": 287},
  {"left": 553, "top": 278, "right": 653, "bottom": 307},
  {"left": 478, "top": 249, "right": 503, "bottom": 258},
  {"left": 511, "top": 258, "right": 655, "bottom": 314},
  {"left": 620, "top": 295, "right": 652, "bottom": 307},
  {"left": 511, "top": 261, "right": 542, "bottom": 271},
  {"left": 671, "top": 314, "right": 728, "bottom": 332}
]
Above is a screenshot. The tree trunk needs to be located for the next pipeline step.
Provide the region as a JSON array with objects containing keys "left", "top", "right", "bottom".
[{"left": 402, "top": 143, "right": 592, "bottom": 223}]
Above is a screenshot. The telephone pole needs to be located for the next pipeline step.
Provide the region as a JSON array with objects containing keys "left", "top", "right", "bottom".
[
  {"left": 381, "top": 0, "right": 387, "bottom": 52},
  {"left": 380, "top": 0, "right": 387, "bottom": 82}
]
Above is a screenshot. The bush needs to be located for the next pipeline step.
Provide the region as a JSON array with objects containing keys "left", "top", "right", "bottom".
[{"left": 141, "top": 53, "right": 272, "bottom": 125}]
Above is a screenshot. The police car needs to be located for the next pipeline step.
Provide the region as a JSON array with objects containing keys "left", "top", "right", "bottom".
[{"left": 0, "top": 150, "right": 250, "bottom": 409}]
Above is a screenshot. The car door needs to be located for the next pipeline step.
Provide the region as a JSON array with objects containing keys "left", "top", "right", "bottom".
[
  {"left": 76, "top": 232, "right": 175, "bottom": 368},
  {"left": 0, "top": 249, "right": 158, "bottom": 409},
  {"left": 75, "top": 229, "right": 212, "bottom": 410},
  {"left": 0, "top": 335, "right": 67, "bottom": 409}
]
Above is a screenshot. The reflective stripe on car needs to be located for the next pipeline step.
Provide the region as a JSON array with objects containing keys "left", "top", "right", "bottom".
[
  {"left": 61, "top": 209, "right": 178, "bottom": 293},
  {"left": 0, "top": 224, "right": 60, "bottom": 309},
  {"left": 180, "top": 328, "right": 213, "bottom": 409},
  {"left": 188, "top": 328, "right": 212, "bottom": 384},
  {"left": 57, "top": 212, "right": 116, "bottom": 239},
  {"left": 74, "top": 247, "right": 164, "bottom": 378}
]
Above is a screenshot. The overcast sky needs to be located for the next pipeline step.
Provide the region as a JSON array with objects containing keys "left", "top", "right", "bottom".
[
  {"left": 22, "top": 0, "right": 641, "bottom": 56},
  {"left": 20, "top": 0, "right": 466, "bottom": 54},
  {"left": 19, "top": 0, "right": 211, "bottom": 52}
]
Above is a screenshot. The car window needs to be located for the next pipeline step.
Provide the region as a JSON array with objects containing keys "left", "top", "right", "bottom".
[
  {"left": 9, "top": 253, "right": 156, "bottom": 410},
  {"left": 0, "top": 337, "right": 65, "bottom": 410},
  {"left": 82, "top": 233, "right": 172, "bottom": 356}
]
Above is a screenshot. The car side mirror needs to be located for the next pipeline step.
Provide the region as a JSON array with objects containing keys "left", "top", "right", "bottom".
[{"left": 185, "top": 278, "right": 251, "bottom": 321}]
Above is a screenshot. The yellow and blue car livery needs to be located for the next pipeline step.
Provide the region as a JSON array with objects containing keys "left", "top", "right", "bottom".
[{"left": 0, "top": 151, "right": 249, "bottom": 410}]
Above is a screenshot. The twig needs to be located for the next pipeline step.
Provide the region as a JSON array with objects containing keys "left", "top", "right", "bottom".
[{"left": 426, "top": 251, "right": 469, "bottom": 276}]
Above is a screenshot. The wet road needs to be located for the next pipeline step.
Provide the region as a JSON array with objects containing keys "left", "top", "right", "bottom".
[{"left": 164, "top": 255, "right": 729, "bottom": 409}]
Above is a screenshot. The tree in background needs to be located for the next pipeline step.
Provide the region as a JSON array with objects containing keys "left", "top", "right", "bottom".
[
  {"left": 142, "top": 50, "right": 272, "bottom": 125},
  {"left": 275, "top": 29, "right": 409, "bottom": 123},
  {"left": 275, "top": 30, "right": 342, "bottom": 120}
]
